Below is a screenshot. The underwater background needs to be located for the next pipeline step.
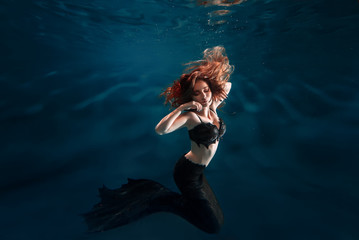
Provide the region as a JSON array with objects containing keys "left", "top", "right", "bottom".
[{"left": 1, "top": 0, "right": 359, "bottom": 239}]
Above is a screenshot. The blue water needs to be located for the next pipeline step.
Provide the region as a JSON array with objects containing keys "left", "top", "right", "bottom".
[{"left": 1, "top": 0, "right": 359, "bottom": 239}]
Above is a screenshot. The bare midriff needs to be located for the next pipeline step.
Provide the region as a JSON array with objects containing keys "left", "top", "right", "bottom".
[{"left": 184, "top": 140, "right": 219, "bottom": 167}]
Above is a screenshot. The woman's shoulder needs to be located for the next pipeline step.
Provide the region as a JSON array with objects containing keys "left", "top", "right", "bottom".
[
  {"left": 209, "top": 102, "right": 220, "bottom": 113},
  {"left": 181, "top": 110, "right": 201, "bottom": 128},
  {"left": 182, "top": 110, "right": 199, "bottom": 119}
]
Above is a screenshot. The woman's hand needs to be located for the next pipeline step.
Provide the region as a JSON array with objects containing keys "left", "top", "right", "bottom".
[
  {"left": 213, "top": 89, "right": 228, "bottom": 102},
  {"left": 179, "top": 101, "right": 203, "bottom": 112}
]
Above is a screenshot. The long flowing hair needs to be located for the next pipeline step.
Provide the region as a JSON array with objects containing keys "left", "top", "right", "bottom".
[{"left": 160, "top": 46, "right": 234, "bottom": 108}]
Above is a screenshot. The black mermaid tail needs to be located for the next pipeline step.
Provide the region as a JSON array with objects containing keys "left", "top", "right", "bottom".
[
  {"left": 82, "top": 155, "right": 223, "bottom": 234},
  {"left": 82, "top": 178, "right": 183, "bottom": 232}
]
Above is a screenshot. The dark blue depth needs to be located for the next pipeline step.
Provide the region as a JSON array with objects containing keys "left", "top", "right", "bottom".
[{"left": 1, "top": 0, "right": 359, "bottom": 239}]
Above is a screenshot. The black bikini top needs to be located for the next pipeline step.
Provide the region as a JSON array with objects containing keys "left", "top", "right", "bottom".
[{"left": 188, "top": 109, "right": 226, "bottom": 149}]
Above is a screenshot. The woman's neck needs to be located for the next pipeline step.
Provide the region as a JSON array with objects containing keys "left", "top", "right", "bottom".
[{"left": 199, "top": 107, "right": 211, "bottom": 119}]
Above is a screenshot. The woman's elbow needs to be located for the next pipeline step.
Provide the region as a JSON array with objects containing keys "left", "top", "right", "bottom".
[
  {"left": 155, "top": 130, "right": 164, "bottom": 135},
  {"left": 225, "top": 82, "right": 232, "bottom": 94},
  {"left": 155, "top": 126, "right": 165, "bottom": 135}
]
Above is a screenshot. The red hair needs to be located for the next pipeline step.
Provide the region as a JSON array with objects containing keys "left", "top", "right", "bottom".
[{"left": 160, "top": 46, "right": 234, "bottom": 108}]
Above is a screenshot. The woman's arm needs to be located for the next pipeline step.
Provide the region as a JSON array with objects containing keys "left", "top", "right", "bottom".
[
  {"left": 223, "top": 82, "right": 232, "bottom": 95},
  {"left": 155, "top": 101, "right": 202, "bottom": 135},
  {"left": 211, "top": 82, "right": 232, "bottom": 110}
]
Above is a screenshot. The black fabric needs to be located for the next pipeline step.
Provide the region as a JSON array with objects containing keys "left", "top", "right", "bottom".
[
  {"left": 82, "top": 154, "right": 223, "bottom": 234},
  {"left": 188, "top": 111, "right": 226, "bottom": 148}
]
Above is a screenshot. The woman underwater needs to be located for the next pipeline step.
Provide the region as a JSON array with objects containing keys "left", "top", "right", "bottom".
[{"left": 83, "top": 46, "right": 234, "bottom": 234}]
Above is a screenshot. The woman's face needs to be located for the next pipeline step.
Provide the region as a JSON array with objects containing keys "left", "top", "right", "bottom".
[{"left": 192, "top": 80, "right": 212, "bottom": 107}]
